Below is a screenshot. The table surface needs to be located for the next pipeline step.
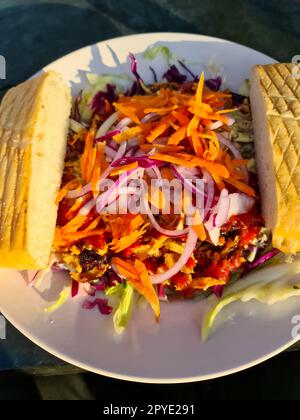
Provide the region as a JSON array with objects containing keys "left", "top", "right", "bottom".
[{"left": 0, "top": 0, "right": 300, "bottom": 372}]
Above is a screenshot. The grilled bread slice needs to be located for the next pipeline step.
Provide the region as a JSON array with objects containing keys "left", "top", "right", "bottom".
[
  {"left": 250, "top": 63, "right": 300, "bottom": 254},
  {"left": 0, "top": 71, "right": 71, "bottom": 269}
]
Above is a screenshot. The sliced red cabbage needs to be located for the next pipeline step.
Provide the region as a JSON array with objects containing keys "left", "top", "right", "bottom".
[
  {"left": 177, "top": 60, "right": 198, "bottom": 81},
  {"left": 157, "top": 284, "right": 168, "bottom": 301},
  {"left": 82, "top": 298, "right": 113, "bottom": 315},
  {"left": 149, "top": 66, "right": 158, "bottom": 83},
  {"left": 127, "top": 53, "right": 150, "bottom": 95},
  {"left": 246, "top": 249, "right": 280, "bottom": 271},
  {"left": 205, "top": 77, "right": 222, "bottom": 91},
  {"left": 112, "top": 155, "right": 165, "bottom": 169},
  {"left": 89, "top": 84, "right": 117, "bottom": 114},
  {"left": 231, "top": 92, "right": 247, "bottom": 106},
  {"left": 72, "top": 90, "right": 82, "bottom": 122},
  {"left": 96, "top": 129, "right": 121, "bottom": 142},
  {"left": 71, "top": 280, "right": 79, "bottom": 298},
  {"left": 212, "top": 285, "right": 224, "bottom": 298},
  {"left": 163, "top": 65, "right": 187, "bottom": 84}
]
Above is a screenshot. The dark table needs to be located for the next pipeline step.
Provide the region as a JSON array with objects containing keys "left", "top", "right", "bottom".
[{"left": 0, "top": 0, "right": 300, "bottom": 377}]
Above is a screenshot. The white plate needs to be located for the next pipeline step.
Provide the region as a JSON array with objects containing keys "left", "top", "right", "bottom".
[{"left": 0, "top": 33, "right": 299, "bottom": 384}]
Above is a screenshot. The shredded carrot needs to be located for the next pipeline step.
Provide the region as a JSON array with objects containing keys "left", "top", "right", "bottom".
[
  {"left": 80, "top": 131, "right": 95, "bottom": 182},
  {"left": 140, "top": 144, "right": 184, "bottom": 153},
  {"left": 110, "top": 162, "right": 138, "bottom": 177},
  {"left": 61, "top": 213, "right": 87, "bottom": 235},
  {"left": 187, "top": 115, "right": 200, "bottom": 137},
  {"left": 146, "top": 115, "right": 175, "bottom": 143},
  {"left": 196, "top": 72, "right": 205, "bottom": 105},
  {"left": 86, "top": 146, "right": 97, "bottom": 183},
  {"left": 168, "top": 125, "right": 187, "bottom": 145},
  {"left": 91, "top": 143, "right": 104, "bottom": 195},
  {"left": 56, "top": 179, "right": 80, "bottom": 205},
  {"left": 111, "top": 257, "right": 139, "bottom": 281},
  {"left": 224, "top": 177, "right": 256, "bottom": 197},
  {"left": 191, "top": 277, "right": 225, "bottom": 291},
  {"left": 192, "top": 223, "right": 206, "bottom": 241},
  {"left": 131, "top": 260, "right": 160, "bottom": 319},
  {"left": 216, "top": 108, "right": 238, "bottom": 114},
  {"left": 110, "top": 224, "right": 148, "bottom": 253},
  {"left": 113, "top": 126, "right": 142, "bottom": 143},
  {"left": 111, "top": 258, "right": 160, "bottom": 319},
  {"left": 191, "top": 157, "right": 229, "bottom": 178},
  {"left": 150, "top": 153, "right": 197, "bottom": 168},
  {"left": 211, "top": 173, "right": 225, "bottom": 190},
  {"left": 191, "top": 131, "right": 203, "bottom": 157},
  {"left": 172, "top": 109, "right": 190, "bottom": 125},
  {"left": 55, "top": 228, "right": 105, "bottom": 248}
]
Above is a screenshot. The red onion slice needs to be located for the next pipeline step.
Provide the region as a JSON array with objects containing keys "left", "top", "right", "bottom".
[
  {"left": 79, "top": 199, "right": 96, "bottom": 216},
  {"left": 113, "top": 140, "right": 127, "bottom": 162},
  {"left": 206, "top": 121, "right": 223, "bottom": 130},
  {"left": 172, "top": 165, "right": 207, "bottom": 198},
  {"left": 96, "top": 111, "right": 120, "bottom": 138},
  {"left": 96, "top": 129, "right": 121, "bottom": 142},
  {"left": 214, "top": 189, "right": 230, "bottom": 227},
  {"left": 69, "top": 118, "right": 85, "bottom": 133},
  {"left": 143, "top": 198, "right": 189, "bottom": 238},
  {"left": 141, "top": 112, "right": 159, "bottom": 123},
  {"left": 150, "top": 228, "right": 198, "bottom": 284},
  {"left": 105, "top": 144, "right": 118, "bottom": 160},
  {"left": 116, "top": 117, "right": 132, "bottom": 130},
  {"left": 202, "top": 169, "right": 215, "bottom": 220}
]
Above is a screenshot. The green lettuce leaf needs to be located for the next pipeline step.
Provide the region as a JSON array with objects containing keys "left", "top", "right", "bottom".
[
  {"left": 202, "top": 260, "right": 300, "bottom": 341},
  {"left": 144, "top": 46, "right": 172, "bottom": 64},
  {"left": 108, "top": 283, "right": 135, "bottom": 334}
]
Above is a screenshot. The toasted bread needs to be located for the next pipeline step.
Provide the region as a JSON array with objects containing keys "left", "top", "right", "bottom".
[
  {"left": 0, "top": 71, "right": 71, "bottom": 269},
  {"left": 250, "top": 63, "right": 300, "bottom": 254}
]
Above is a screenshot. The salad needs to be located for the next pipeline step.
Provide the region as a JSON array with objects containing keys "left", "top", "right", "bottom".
[{"left": 38, "top": 47, "right": 292, "bottom": 337}]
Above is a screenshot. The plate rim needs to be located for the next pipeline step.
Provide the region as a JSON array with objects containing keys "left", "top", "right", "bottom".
[{"left": 1, "top": 302, "right": 299, "bottom": 383}]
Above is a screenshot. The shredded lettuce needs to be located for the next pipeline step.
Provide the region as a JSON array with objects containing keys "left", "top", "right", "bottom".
[
  {"left": 238, "top": 79, "right": 250, "bottom": 97},
  {"left": 112, "top": 283, "right": 135, "bottom": 334},
  {"left": 202, "top": 261, "right": 300, "bottom": 341},
  {"left": 44, "top": 287, "right": 71, "bottom": 313},
  {"left": 105, "top": 282, "right": 125, "bottom": 297},
  {"left": 144, "top": 45, "right": 172, "bottom": 64}
]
